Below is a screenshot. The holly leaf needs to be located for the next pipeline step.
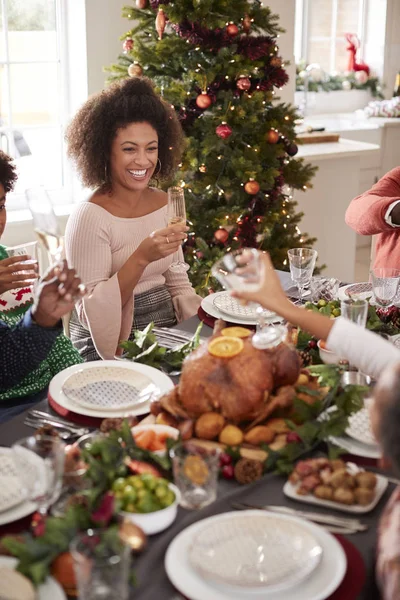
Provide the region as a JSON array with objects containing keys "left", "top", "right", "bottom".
[
  {"left": 291, "top": 397, "right": 323, "bottom": 422},
  {"left": 328, "top": 444, "right": 346, "bottom": 459}
]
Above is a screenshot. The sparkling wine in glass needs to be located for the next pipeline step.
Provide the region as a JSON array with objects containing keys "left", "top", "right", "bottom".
[
  {"left": 288, "top": 248, "right": 318, "bottom": 303},
  {"left": 167, "top": 186, "right": 189, "bottom": 273},
  {"left": 26, "top": 187, "right": 64, "bottom": 263}
]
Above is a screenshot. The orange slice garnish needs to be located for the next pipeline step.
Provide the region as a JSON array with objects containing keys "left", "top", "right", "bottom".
[
  {"left": 208, "top": 336, "right": 244, "bottom": 358},
  {"left": 183, "top": 455, "right": 209, "bottom": 485},
  {"left": 221, "top": 326, "right": 251, "bottom": 339}
]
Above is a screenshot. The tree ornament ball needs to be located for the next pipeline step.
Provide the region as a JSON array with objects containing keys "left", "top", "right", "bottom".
[
  {"left": 226, "top": 23, "right": 239, "bottom": 37},
  {"left": 266, "top": 129, "right": 280, "bottom": 144},
  {"left": 244, "top": 179, "right": 260, "bottom": 195},
  {"left": 242, "top": 14, "right": 252, "bottom": 33},
  {"left": 286, "top": 142, "right": 298, "bottom": 157},
  {"left": 136, "top": 0, "right": 147, "bottom": 7},
  {"left": 342, "top": 79, "right": 352, "bottom": 91},
  {"left": 199, "top": 164, "right": 207, "bottom": 173},
  {"left": 270, "top": 56, "right": 282, "bottom": 68},
  {"left": 123, "top": 38, "right": 134, "bottom": 53},
  {"left": 196, "top": 92, "right": 212, "bottom": 110},
  {"left": 216, "top": 122, "right": 232, "bottom": 139},
  {"left": 214, "top": 228, "right": 229, "bottom": 243},
  {"left": 236, "top": 77, "right": 251, "bottom": 91},
  {"left": 128, "top": 63, "right": 143, "bottom": 77},
  {"left": 156, "top": 8, "right": 166, "bottom": 39}
]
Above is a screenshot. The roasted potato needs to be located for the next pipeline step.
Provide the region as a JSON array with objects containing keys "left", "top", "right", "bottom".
[
  {"left": 219, "top": 424, "right": 244, "bottom": 446},
  {"left": 354, "top": 487, "right": 374, "bottom": 506},
  {"left": 296, "top": 373, "right": 309, "bottom": 386},
  {"left": 195, "top": 412, "right": 225, "bottom": 440},
  {"left": 267, "top": 418, "right": 290, "bottom": 434},
  {"left": 330, "top": 459, "right": 346, "bottom": 472},
  {"left": 314, "top": 485, "right": 334, "bottom": 501},
  {"left": 155, "top": 411, "right": 179, "bottom": 428},
  {"left": 178, "top": 419, "right": 194, "bottom": 441},
  {"left": 355, "top": 472, "right": 377, "bottom": 490},
  {"left": 333, "top": 487, "right": 355, "bottom": 505},
  {"left": 244, "top": 426, "right": 275, "bottom": 446},
  {"left": 329, "top": 469, "right": 356, "bottom": 489}
]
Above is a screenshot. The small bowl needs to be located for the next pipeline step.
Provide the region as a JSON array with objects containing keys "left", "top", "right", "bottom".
[
  {"left": 341, "top": 371, "right": 372, "bottom": 387},
  {"left": 120, "top": 483, "right": 180, "bottom": 535},
  {"left": 317, "top": 340, "right": 343, "bottom": 365},
  {"left": 131, "top": 423, "right": 180, "bottom": 456}
]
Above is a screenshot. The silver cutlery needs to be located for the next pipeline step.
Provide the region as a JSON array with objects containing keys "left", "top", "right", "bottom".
[
  {"left": 29, "top": 409, "right": 86, "bottom": 428},
  {"left": 26, "top": 412, "right": 90, "bottom": 437},
  {"left": 153, "top": 327, "right": 207, "bottom": 344},
  {"left": 23, "top": 417, "right": 86, "bottom": 440}
]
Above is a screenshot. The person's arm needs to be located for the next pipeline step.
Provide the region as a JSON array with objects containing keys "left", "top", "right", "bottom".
[{"left": 345, "top": 167, "right": 400, "bottom": 235}]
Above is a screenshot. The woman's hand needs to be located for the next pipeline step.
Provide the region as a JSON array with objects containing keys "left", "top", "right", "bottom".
[
  {"left": 135, "top": 223, "right": 189, "bottom": 266},
  {"left": 0, "top": 255, "right": 38, "bottom": 295}
]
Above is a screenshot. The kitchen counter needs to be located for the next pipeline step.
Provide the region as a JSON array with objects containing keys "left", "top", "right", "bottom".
[{"left": 298, "top": 138, "right": 380, "bottom": 161}]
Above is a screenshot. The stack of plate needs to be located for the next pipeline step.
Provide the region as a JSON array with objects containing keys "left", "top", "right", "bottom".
[
  {"left": 165, "top": 511, "right": 346, "bottom": 600},
  {"left": 330, "top": 406, "right": 381, "bottom": 459},
  {"left": 49, "top": 360, "right": 174, "bottom": 419},
  {"left": 201, "top": 291, "right": 282, "bottom": 326},
  {"left": 0, "top": 448, "right": 37, "bottom": 526}
]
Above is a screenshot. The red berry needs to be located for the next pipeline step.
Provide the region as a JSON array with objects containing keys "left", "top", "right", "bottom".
[
  {"left": 308, "top": 340, "right": 317, "bottom": 349},
  {"left": 221, "top": 464, "right": 235, "bottom": 479},
  {"left": 219, "top": 453, "right": 233, "bottom": 467},
  {"left": 286, "top": 431, "right": 301, "bottom": 444}
]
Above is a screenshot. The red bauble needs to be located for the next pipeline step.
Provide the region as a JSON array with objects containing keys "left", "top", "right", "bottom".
[
  {"left": 196, "top": 92, "right": 212, "bottom": 109},
  {"left": 226, "top": 23, "right": 239, "bottom": 37},
  {"left": 270, "top": 56, "right": 282, "bottom": 68},
  {"left": 156, "top": 8, "right": 166, "bottom": 39},
  {"left": 244, "top": 179, "right": 260, "bottom": 195},
  {"left": 242, "top": 14, "right": 252, "bottom": 34},
  {"left": 266, "top": 129, "right": 280, "bottom": 144},
  {"left": 123, "top": 38, "right": 134, "bottom": 53},
  {"left": 214, "top": 228, "right": 229, "bottom": 243},
  {"left": 136, "top": 0, "right": 147, "bottom": 6},
  {"left": 286, "top": 142, "right": 299, "bottom": 157},
  {"left": 236, "top": 76, "right": 251, "bottom": 91},
  {"left": 216, "top": 122, "right": 232, "bottom": 139}
]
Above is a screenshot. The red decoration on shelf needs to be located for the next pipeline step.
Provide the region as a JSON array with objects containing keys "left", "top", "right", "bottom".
[
  {"left": 236, "top": 76, "right": 251, "bottom": 91},
  {"left": 244, "top": 179, "right": 260, "bottom": 195},
  {"left": 123, "top": 38, "right": 134, "bottom": 53},
  {"left": 156, "top": 8, "right": 166, "bottom": 39},
  {"left": 226, "top": 23, "right": 239, "bottom": 37},
  {"left": 345, "top": 34, "right": 370, "bottom": 75},
  {"left": 242, "top": 14, "right": 252, "bottom": 34},
  {"left": 216, "top": 122, "right": 232, "bottom": 139},
  {"left": 196, "top": 92, "right": 212, "bottom": 109},
  {"left": 266, "top": 129, "right": 279, "bottom": 144},
  {"left": 270, "top": 56, "right": 282, "bottom": 68},
  {"left": 137, "top": 0, "right": 147, "bottom": 7},
  {"left": 214, "top": 228, "right": 229, "bottom": 243}
]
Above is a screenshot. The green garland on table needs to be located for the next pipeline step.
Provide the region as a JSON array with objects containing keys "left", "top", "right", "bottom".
[{"left": 296, "top": 62, "right": 384, "bottom": 99}]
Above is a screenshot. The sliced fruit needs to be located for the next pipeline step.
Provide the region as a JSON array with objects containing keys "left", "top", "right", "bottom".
[
  {"left": 183, "top": 455, "right": 209, "bottom": 485},
  {"left": 221, "top": 326, "right": 252, "bottom": 339},
  {"left": 126, "top": 459, "right": 162, "bottom": 478},
  {"left": 208, "top": 336, "right": 244, "bottom": 358}
]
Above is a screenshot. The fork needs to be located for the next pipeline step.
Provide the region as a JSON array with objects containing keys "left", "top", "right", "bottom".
[
  {"left": 25, "top": 414, "right": 90, "bottom": 438},
  {"left": 23, "top": 417, "right": 86, "bottom": 440}
]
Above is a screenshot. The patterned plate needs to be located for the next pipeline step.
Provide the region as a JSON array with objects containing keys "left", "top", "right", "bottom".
[
  {"left": 0, "top": 449, "right": 26, "bottom": 513},
  {"left": 346, "top": 407, "right": 378, "bottom": 447},
  {"left": 337, "top": 283, "right": 373, "bottom": 302},
  {"left": 213, "top": 292, "right": 277, "bottom": 321},
  {"left": 189, "top": 513, "right": 322, "bottom": 592},
  {"left": 62, "top": 366, "right": 156, "bottom": 411}
]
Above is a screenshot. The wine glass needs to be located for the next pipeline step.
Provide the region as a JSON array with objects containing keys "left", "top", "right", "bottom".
[
  {"left": 211, "top": 248, "right": 287, "bottom": 349},
  {"left": 12, "top": 435, "right": 65, "bottom": 515},
  {"left": 287, "top": 248, "right": 318, "bottom": 304},
  {"left": 167, "top": 186, "right": 189, "bottom": 273},
  {"left": 26, "top": 187, "right": 64, "bottom": 263},
  {"left": 370, "top": 268, "right": 400, "bottom": 314}
]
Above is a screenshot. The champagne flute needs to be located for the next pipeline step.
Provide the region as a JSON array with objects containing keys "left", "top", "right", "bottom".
[
  {"left": 167, "top": 186, "right": 189, "bottom": 273},
  {"left": 287, "top": 248, "right": 318, "bottom": 304},
  {"left": 26, "top": 187, "right": 64, "bottom": 263}
]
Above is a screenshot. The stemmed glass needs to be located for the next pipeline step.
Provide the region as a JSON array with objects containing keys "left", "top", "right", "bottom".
[
  {"left": 287, "top": 248, "right": 318, "bottom": 304},
  {"left": 12, "top": 435, "right": 65, "bottom": 515},
  {"left": 370, "top": 268, "right": 400, "bottom": 315},
  {"left": 167, "top": 186, "right": 189, "bottom": 273},
  {"left": 211, "top": 248, "right": 287, "bottom": 349},
  {"left": 26, "top": 187, "right": 64, "bottom": 262}
]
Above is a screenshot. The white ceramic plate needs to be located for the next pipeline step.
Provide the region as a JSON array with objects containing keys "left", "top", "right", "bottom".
[
  {"left": 49, "top": 360, "right": 174, "bottom": 419},
  {"left": 329, "top": 434, "right": 382, "bottom": 459},
  {"left": 165, "top": 510, "right": 346, "bottom": 600},
  {"left": 0, "top": 448, "right": 37, "bottom": 526},
  {"left": 284, "top": 472, "right": 387, "bottom": 514},
  {"left": 0, "top": 448, "right": 26, "bottom": 512},
  {"left": 189, "top": 513, "right": 322, "bottom": 593},
  {"left": 202, "top": 292, "right": 283, "bottom": 326},
  {"left": 337, "top": 283, "right": 373, "bottom": 302},
  {"left": 213, "top": 292, "right": 261, "bottom": 321},
  {"left": 346, "top": 407, "right": 379, "bottom": 447},
  {"left": 0, "top": 557, "right": 66, "bottom": 600}
]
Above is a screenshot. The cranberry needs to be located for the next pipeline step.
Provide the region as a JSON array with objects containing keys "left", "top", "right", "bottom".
[
  {"left": 219, "top": 453, "right": 233, "bottom": 467},
  {"left": 221, "top": 464, "right": 235, "bottom": 480},
  {"left": 308, "top": 340, "right": 317, "bottom": 349},
  {"left": 286, "top": 431, "right": 302, "bottom": 444}
]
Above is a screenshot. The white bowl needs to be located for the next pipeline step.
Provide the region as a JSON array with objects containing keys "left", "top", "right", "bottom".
[
  {"left": 317, "top": 340, "right": 343, "bottom": 365},
  {"left": 120, "top": 483, "right": 180, "bottom": 535},
  {"left": 131, "top": 423, "right": 180, "bottom": 456}
]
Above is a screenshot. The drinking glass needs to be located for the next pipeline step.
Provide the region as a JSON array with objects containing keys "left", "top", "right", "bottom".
[
  {"left": 26, "top": 187, "right": 64, "bottom": 262},
  {"left": 12, "top": 435, "right": 65, "bottom": 515},
  {"left": 171, "top": 442, "right": 220, "bottom": 510},
  {"left": 287, "top": 248, "right": 318, "bottom": 303},
  {"left": 370, "top": 268, "right": 400, "bottom": 313},
  {"left": 71, "top": 529, "right": 131, "bottom": 600},
  {"left": 167, "top": 186, "right": 189, "bottom": 272},
  {"left": 340, "top": 298, "right": 368, "bottom": 328},
  {"left": 211, "top": 248, "right": 287, "bottom": 349},
  {"left": 7, "top": 241, "right": 39, "bottom": 280}
]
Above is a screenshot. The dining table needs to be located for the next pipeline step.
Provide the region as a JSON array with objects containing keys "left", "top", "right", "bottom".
[{"left": 0, "top": 274, "right": 392, "bottom": 600}]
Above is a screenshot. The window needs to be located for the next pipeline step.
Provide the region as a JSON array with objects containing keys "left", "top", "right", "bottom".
[
  {"left": 0, "top": 0, "right": 69, "bottom": 209},
  {"left": 295, "top": 0, "right": 367, "bottom": 73}
]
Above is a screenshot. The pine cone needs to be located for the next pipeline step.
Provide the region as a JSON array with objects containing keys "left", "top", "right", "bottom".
[
  {"left": 298, "top": 349, "right": 312, "bottom": 367},
  {"left": 66, "top": 493, "right": 89, "bottom": 510},
  {"left": 34, "top": 424, "right": 59, "bottom": 439},
  {"left": 234, "top": 458, "right": 263, "bottom": 484}
]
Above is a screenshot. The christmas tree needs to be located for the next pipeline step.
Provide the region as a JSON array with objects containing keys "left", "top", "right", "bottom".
[{"left": 106, "top": 0, "right": 317, "bottom": 295}]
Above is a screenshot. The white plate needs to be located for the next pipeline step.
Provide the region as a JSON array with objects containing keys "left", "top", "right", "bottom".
[
  {"left": 337, "top": 283, "right": 374, "bottom": 302},
  {"left": 165, "top": 510, "right": 346, "bottom": 600},
  {"left": 213, "top": 292, "right": 261, "bottom": 321},
  {"left": 0, "top": 448, "right": 37, "bottom": 526},
  {"left": 62, "top": 366, "right": 155, "bottom": 412},
  {"left": 49, "top": 360, "right": 174, "bottom": 419},
  {"left": 202, "top": 292, "right": 283, "bottom": 326},
  {"left": 284, "top": 472, "right": 387, "bottom": 514},
  {"left": 329, "top": 434, "right": 382, "bottom": 459},
  {"left": 346, "top": 407, "right": 379, "bottom": 447},
  {"left": 0, "top": 448, "right": 26, "bottom": 512},
  {"left": 0, "top": 557, "right": 66, "bottom": 600},
  {"left": 189, "top": 513, "right": 322, "bottom": 593}
]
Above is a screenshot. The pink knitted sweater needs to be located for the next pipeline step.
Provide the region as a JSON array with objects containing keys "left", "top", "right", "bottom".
[
  {"left": 65, "top": 202, "right": 201, "bottom": 359},
  {"left": 345, "top": 167, "right": 400, "bottom": 269}
]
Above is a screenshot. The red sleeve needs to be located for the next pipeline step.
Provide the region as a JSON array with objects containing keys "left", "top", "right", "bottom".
[{"left": 345, "top": 167, "right": 400, "bottom": 235}]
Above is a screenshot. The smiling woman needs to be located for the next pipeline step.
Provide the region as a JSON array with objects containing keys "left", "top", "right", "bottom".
[{"left": 64, "top": 77, "right": 202, "bottom": 361}]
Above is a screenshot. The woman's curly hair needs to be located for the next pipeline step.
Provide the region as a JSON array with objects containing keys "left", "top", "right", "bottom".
[
  {"left": 0, "top": 151, "right": 17, "bottom": 193},
  {"left": 66, "top": 77, "right": 185, "bottom": 190}
]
